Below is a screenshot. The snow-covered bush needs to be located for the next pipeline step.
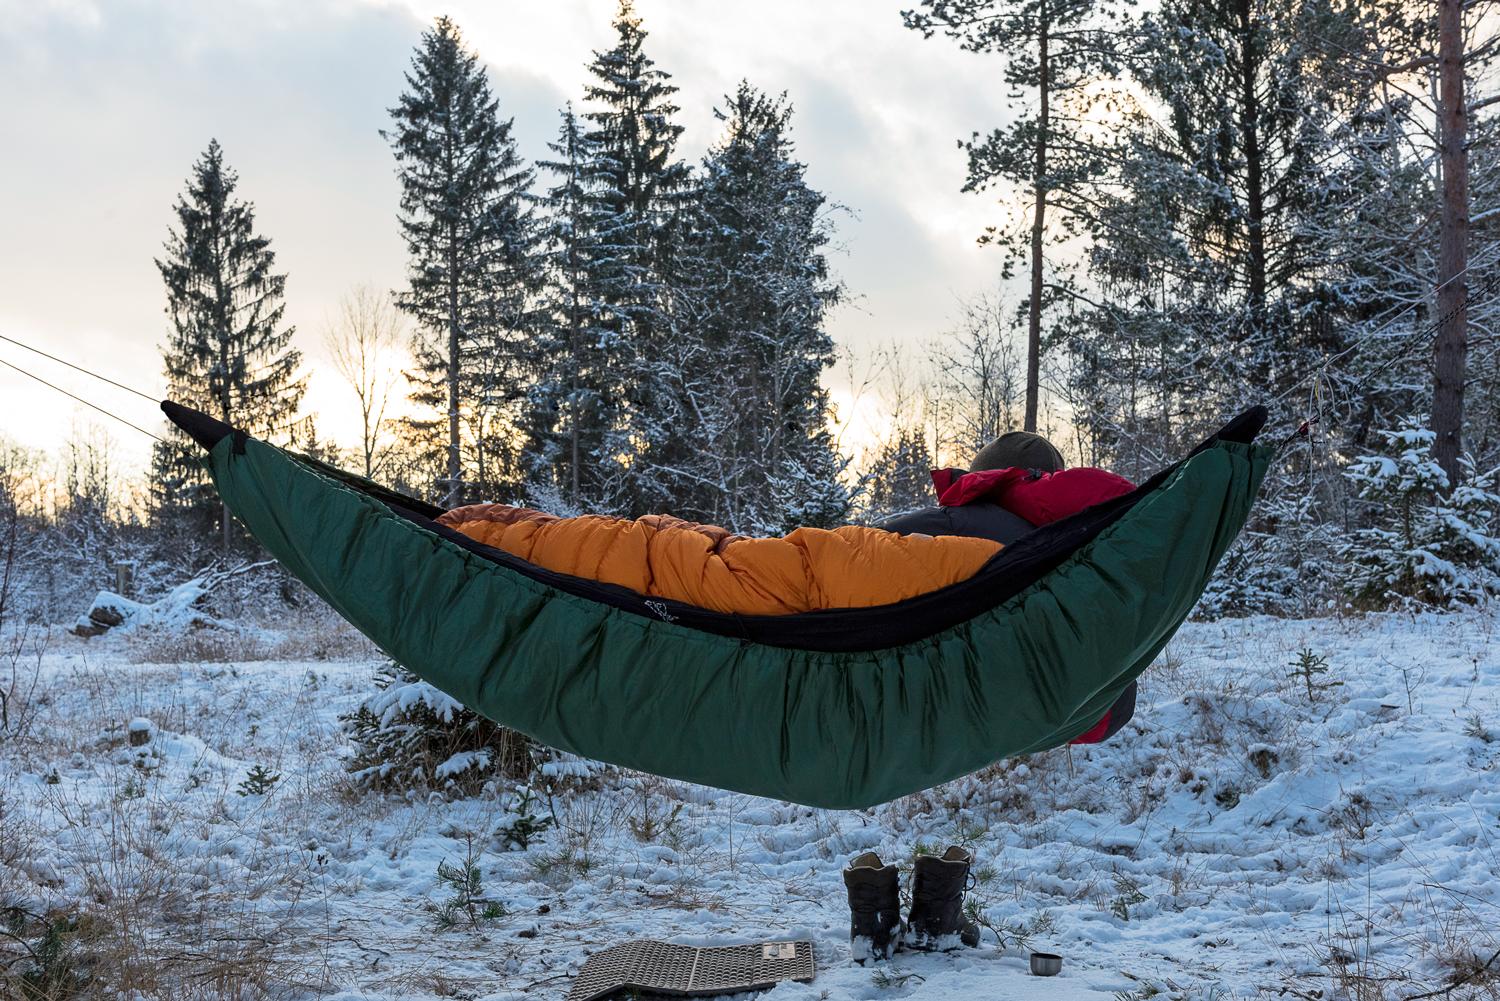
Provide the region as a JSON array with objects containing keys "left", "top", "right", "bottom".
[
  {"left": 765, "top": 451, "right": 852, "bottom": 534},
  {"left": 340, "top": 661, "right": 537, "bottom": 793},
  {"left": 1197, "top": 489, "right": 1340, "bottom": 618},
  {"left": 1341, "top": 420, "right": 1500, "bottom": 608}
]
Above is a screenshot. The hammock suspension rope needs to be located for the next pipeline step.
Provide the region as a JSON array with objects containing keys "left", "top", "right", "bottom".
[{"left": 0, "top": 353, "right": 164, "bottom": 442}]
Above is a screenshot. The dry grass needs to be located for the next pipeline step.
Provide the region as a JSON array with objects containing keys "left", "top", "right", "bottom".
[
  {"left": 1, "top": 623, "right": 47, "bottom": 744},
  {"left": 0, "top": 654, "right": 346, "bottom": 999},
  {"left": 122, "top": 609, "right": 380, "bottom": 665},
  {"left": 6, "top": 612, "right": 1498, "bottom": 998}
]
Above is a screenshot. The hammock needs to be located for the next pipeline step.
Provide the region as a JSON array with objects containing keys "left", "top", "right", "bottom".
[{"left": 163, "top": 401, "right": 1271, "bottom": 809}]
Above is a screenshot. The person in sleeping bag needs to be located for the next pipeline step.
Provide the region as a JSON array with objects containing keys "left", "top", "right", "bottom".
[{"left": 876, "top": 430, "right": 1137, "bottom": 745}]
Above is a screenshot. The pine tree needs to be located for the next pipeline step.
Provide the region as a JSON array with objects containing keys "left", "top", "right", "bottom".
[
  {"left": 903, "top": 0, "right": 1127, "bottom": 432},
  {"left": 1429, "top": 0, "right": 1490, "bottom": 486},
  {"left": 665, "top": 84, "right": 848, "bottom": 532},
  {"left": 1053, "top": 0, "right": 1373, "bottom": 473},
  {"left": 386, "top": 16, "right": 540, "bottom": 505},
  {"left": 524, "top": 105, "right": 634, "bottom": 514},
  {"left": 1344, "top": 0, "right": 1500, "bottom": 487},
  {"left": 152, "top": 140, "right": 304, "bottom": 553},
  {"left": 580, "top": 0, "right": 693, "bottom": 514}
]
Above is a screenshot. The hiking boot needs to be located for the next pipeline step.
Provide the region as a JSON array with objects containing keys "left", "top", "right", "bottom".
[
  {"left": 905, "top": 846, "right": 981, "bottom": 951},
  {"left": 843, "top": 851, "right": 901, "bottom": 963}
]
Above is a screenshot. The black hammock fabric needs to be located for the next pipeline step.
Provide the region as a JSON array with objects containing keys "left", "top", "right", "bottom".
[{"left": 164, "top": 402, "right": 1268, "bottom": 652}]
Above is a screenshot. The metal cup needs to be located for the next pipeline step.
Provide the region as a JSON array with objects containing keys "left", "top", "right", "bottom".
[{"left": 1029, "top": 952, "right": 1063, "bottom": 976}]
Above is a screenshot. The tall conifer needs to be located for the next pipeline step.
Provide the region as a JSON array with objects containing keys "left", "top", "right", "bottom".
[
  {"left": 152, "top": 140, "right": 303, "bottom": 553},
  {"left": 386, "top": 16, "right": 539, "bottom": 504},
  {"left": 525, "top": 105, "right": 634, "bottom": 514},
  {"left": 579, "top": 1, "right": 693, "bottom": 513},
  {"left": 666, "top": 85, "right": 847, "bottom": 532}
]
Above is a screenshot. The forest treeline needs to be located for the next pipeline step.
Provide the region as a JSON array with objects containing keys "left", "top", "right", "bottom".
[{"left": 2, "top": 0, "right": 1499, "bottom": 621}]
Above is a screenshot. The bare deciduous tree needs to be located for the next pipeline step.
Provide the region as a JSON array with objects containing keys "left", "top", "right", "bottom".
[
  {"left": 930, "top": 296, "right": 1025, "bottom": 465},
  {"left": 325, "top": 284, "right": 405, "bottom": 479}
]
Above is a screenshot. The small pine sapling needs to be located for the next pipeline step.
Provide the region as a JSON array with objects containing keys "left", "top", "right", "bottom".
[
  {"left": 4, "top": 904, "right": 89, "bottom": 998},
  {"left": 237, "top": 764, "right": 280, "bottom": 797},
  {"left": 871, "top": 967, "right": 925, "bottom": 989},
  {"left": 1287, "top": 647, "right": 1342, "bottom": 702},
  {"left": 1464, "top": 713, "right": 1494, "bottom": 743},
  {"left": 909, "top": 840, "right": 939, "bottom": 860},
  {"left": 497, "top": 785, "right": 554, "bottom": 850},
  {"left": 960, "top": 896, "right": 1051, "bottom": 953},
  {"left": 435, "top": 833, "right": 505, "bottom": 930},
  {"left": 1109, "top": 873, "right": 1148, "bottom": 922},
  {"left": 628, "top": 790, "right": 684, "bottom": 844}
]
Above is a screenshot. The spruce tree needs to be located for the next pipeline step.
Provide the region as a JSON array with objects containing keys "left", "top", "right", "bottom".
[
  {"left": 580, "top": 0, "right": 693, "bottom": 514},
  {"left": 861, "top": 427, "right": 935, "bottom": 523},
  {"left": 525, "top": 105, "right": 632, "bottom": 514},
  {"left": 152, "top": 140, "right": 304, "bottom": 553},
  {"left": 666, "top": 85, "right": 848, "bottom": 532},
  {"left": 386, "top": 16, "right": 539, "bottom": 505}
]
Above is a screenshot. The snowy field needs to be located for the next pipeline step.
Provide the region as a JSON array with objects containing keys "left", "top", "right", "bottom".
[{"left": 2, "top": 609, "right": 1499, "bottom": 1000}]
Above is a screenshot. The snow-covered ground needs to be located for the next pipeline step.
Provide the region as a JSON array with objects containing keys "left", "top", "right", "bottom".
[{"left": 3, "top": 609, "right": 1499, "bottom": 1000}]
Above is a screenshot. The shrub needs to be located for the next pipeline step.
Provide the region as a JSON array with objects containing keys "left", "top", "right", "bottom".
[
  {"left": 496, "top": 785, "right": 554, "bottom": 850},
  {"left": 1341, "top": 420, "right": 1500, "bottom": 608},
  {"left": 1197, "top": 488, "right": 1340, "bottom": 618},
  {"left": 341, "top": 661, "right": 537, "bottom": 794}
]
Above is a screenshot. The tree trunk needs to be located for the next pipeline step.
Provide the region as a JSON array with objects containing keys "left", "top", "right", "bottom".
[
  {"left": 214, "top": 229, "right": 233, "bottom": 557},
  {"left": 1025, "top": 2, "right": 1050, "bottom": 433},
  {"left": 446, "top": 236, "right": 462, "bottom": 508},
  {"left": 1237, "top": 0, "right": 1267, "bottom": 335},
  {"left": 1432, "top": 0, "right": 1469, "bottom": 488},
  {"left": 571, "top": 265, "right": 582, "bottom": 507},
  {"left": 363, "top": 388, "right": 376, "bottom": 479}
]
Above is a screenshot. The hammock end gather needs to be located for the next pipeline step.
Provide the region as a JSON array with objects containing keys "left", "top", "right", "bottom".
[{"left": 161, "top": 400, "right": 234, "bottom": 452}]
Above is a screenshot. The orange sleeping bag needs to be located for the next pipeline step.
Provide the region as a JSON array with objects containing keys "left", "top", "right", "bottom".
[{"left": 436, "top": 504, "right": 1002, "bottom": 615}]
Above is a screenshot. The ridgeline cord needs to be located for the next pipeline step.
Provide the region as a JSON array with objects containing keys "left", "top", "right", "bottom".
[
  {"left": 1270, "top": 261, "right": 1500, "bottom": 410},
  {"left": 1276, "top": 415, "right": 1320, "bottom": 455},
  {"left": 0, "top": 331, "right": 158, "bottom": 403},
  {"left": 2, "top": 261, "right": 1495, "bottom": 459},
  {"left": 0, "top": 352, "right": 163, "bottom": 442}
]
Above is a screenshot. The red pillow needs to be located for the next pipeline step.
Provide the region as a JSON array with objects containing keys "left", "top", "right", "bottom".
[{"left": 931, "top": 466, "right": 1135, "bottom": 525}]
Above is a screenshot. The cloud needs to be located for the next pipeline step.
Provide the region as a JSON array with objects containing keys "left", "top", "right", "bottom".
[{"left": 0, "top": 0, "right": 1020, "bottom": 468}]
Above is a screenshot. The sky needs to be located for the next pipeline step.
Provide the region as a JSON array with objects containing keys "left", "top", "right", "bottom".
[{"left": 0, "top": 0, "right": 1023, "bottom": 473}]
